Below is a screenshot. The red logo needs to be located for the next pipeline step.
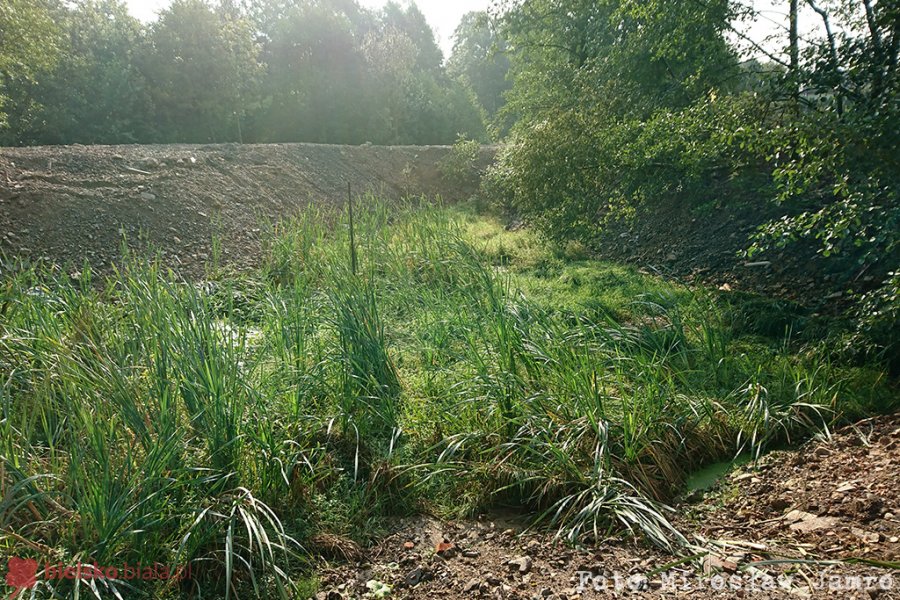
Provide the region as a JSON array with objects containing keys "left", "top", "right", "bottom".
[{"left": 5, "top": 558, "right": 38, "bottom": 597}]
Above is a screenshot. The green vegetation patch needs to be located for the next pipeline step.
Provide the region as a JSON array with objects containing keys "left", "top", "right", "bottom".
[{"left": 0, "top": 201, "right": 895, "bottom": 598}]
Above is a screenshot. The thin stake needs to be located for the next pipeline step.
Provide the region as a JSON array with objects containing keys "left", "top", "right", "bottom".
[{"left": 348, "top": 181, "right": 358, "bottom": 276}]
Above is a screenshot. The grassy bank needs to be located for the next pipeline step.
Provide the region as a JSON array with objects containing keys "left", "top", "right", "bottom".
[{"left": 1, "top": 199, "right": 895, "bottom": 598}]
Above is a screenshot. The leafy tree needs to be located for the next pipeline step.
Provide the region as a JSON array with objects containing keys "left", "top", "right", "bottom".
[
  {"left": 8, "top": 0, "right": 153, "bottom": 145},
  {"left": 249, "top": 0, "right": 484, "bottom": 144},
  {"left": 489, "top": 0, "right": 739, "bottom": 229},
  {"left": 253, "top": 0, "right": 370, "bottom": 143},
  {"left": 140, "top": 0, "right": 262, "bottom": 143},
  {"left": 381, "top": 1, "right": 443, "bottom": 72},
  {"left": 0, "top": 0, "right": 484, "bottom": 145},
  {"left": 0, "top": 0, "right": 61, "bottom": 131},
  {"left": 360, "top": 22, "right": 486, "bottom": 144},
  {"left": 448, "top": 11, "right": 511, "bottom": 125}
]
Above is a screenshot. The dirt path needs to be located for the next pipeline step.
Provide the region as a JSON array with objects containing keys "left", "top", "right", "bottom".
[
  {"left": 0, "top": 143, "right": 493, "bottom": 277},
  {"left": 315, "top": 415, "right": 900, "bottom": 599}
]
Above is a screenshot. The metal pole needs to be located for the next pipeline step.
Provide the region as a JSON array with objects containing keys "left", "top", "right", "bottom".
[{"left": 348, "top": 182, "right": 357, "bottom": 276}]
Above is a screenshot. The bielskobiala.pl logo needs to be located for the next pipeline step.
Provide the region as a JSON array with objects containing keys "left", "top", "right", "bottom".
[{"left": 6, "top": 558, "right": 191, "bottom": 597}]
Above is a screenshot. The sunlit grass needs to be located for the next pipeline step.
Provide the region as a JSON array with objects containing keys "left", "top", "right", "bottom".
[{"left": 0, "top": 198, "right": 895, "bottom": 598}]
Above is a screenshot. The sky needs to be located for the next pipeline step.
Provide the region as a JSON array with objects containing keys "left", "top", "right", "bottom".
[
  {"left": 125, "top": 0, "right": 492, "bottom": 58},
  {"left": 124, "top": 0, "right": 831, "bottom": 62}
]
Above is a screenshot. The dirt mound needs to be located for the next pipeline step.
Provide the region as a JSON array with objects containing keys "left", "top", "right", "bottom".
[
  {"left": 0, "top": 143, "right": 494, "bottom": 277},
  {"left": 591, "top": 198, "right": 884, "bottom": 313},
  {"left": 688, "top": 413, "right": 900, "bottom": 565},
  {"left": 317, "top": 415, "right": 899, "bottom": 599}
]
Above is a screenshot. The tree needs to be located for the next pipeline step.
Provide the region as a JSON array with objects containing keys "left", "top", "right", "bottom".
[
  {"left": 489, "top": 0, "right": 739, "bottom": 236},
  {"left": 381, "top": 1, "right": 443, "bottom": 72},
  {"left": 0, "top": 0, "right": 60, "bottom": 131},
  {"left": 21, "top": 1, "right": 152, "bottom": 144},
  {"left": 1, "top": 0, "right": 482, "bottom": 145},
  {"left": 253, "top": 0, "right": 371, "bottom": 143},
  {"left": 448, "top": 11, "right": 511, "bottom": 125},
  {"left": 140, "top": 0, "right": 262, "bottom": 142}
]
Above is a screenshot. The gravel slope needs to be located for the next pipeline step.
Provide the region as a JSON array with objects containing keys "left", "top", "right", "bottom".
[{"left": 0, "top": 143, "right": 493, "bottom": 277}]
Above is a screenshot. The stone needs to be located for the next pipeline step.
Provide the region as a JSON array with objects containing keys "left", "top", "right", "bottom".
[
  {"left": 783, "top": 510, "right": 838, "bottom": 533},
  {"left": 507, "top": 556, "right": 533, "bottom": 574},
  {"left": 703, "top": 555, "right": 738, "bottom": 574},
  {"left": 402, "top": 566, "right": 431, "bottom": 587},
  {"left": 435, "top": 541, "right": 457, "bottom": 558}
]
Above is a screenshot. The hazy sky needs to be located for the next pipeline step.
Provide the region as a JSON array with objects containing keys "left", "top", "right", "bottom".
[
  {"left": 125, "top": 0, "right": 491, "bottom": 57},
  {"left": 124, "top": 0, "right": 827, "bottom": 61}
]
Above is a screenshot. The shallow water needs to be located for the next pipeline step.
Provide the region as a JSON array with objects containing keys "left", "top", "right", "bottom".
[{"left": 685, "top": 454, "right": 753, "bottom": 492}]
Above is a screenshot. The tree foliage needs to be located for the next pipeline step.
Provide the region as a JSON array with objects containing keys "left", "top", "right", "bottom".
[
  {"left": 448, "top": 11, "right": 512, "bottom": 127},
  {"left": 0, "top": 0, "right": 487, "bottom": 145},
  {"left": 488, "top": 0, "right": 899, "bottom": 357},
  {"left": 0, "top": 0, "right": 61, "bottom": 128},
  {"left": 4, "top": 0, "right": 153, "bottom": 145}
]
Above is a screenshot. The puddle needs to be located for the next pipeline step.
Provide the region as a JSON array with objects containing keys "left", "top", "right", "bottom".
[{"left": 685, "top": 454, "right": 753, "bottom": 492}]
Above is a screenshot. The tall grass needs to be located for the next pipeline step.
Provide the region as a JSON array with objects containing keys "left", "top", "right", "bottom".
[{"left": 0, "top": 199, "right": 895, "bottom": 598}]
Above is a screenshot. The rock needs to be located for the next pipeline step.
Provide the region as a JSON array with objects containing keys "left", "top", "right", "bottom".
[
  {"left": 770, "top": 497, "right": 791, "bottom": 512},
  {"left": 435, "top": 541, "right": 457, "bottom": 558},
  {"left": 463, "top": 578, "right": 481, "bottom": 593},
  {"left": 851, "top": 528, "right": 882, "bottom": 544},
  {"left": 507, "top": 556, "right": 533, "bottom": 574},
  {"left": 403, "top": 541, "right": 415, "bottom": 550},
  {"left": 850, "top": 495, "right": 885, "bottom": 521},
  {"left": 783, "top": 510, "right": 838, "bottom": 533},
  {"left": 402, "top": 566, "right": 431, "bottom": 587},
  {"left": 703, "top": 555, "right": 738, "bottom": 574},
  {"left": 140, "top": 192, "right": 156, "bottom": 201}
]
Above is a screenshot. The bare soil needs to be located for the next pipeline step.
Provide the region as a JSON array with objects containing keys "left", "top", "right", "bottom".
[
  {"left": 591, "top": 198, "right": 883, "bottom": 314},
  {"left": 0, "top": 143, "right": 493, "bottom": 277},
  {"left": 316, "top": 415, "right": 900, "bottom": 599}
]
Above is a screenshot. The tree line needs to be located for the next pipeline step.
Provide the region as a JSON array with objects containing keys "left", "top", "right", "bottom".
[{"left": 0, "top": 0, "right": 506, "bottom": 146}]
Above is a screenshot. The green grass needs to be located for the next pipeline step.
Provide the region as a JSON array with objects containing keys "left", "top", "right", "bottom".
[{"left": 0, "top": 198, "right": 895, "bottom": 597}]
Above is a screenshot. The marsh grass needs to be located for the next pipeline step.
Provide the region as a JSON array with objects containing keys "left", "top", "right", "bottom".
[{"left": 0, "top": 198, "right": 895, "bottom": 597}]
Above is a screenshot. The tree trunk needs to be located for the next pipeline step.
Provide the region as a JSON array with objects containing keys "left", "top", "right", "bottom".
[{"left": 790, "top": 0, "right": 800, "bottom": 104}]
